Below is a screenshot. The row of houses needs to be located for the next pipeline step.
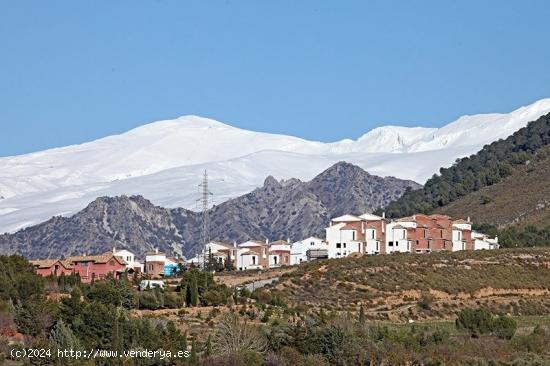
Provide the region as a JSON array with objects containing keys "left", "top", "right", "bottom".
[
  {"left": 326, "top": 212, "right": 498, "bottom": 257},
  {"left": 30, "top": 248, "right": 185, "bottom": 283},
  {"left": 190, "top": 213, "right": 499, "bottom": 270},
  {"left": 30, "top": 213, "right": 498, "bottom": 279},
  {"left": 188, "top": 236, "right": 328, "bottom": 271}
]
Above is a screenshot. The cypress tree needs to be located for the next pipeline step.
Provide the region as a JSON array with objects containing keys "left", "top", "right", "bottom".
[
  {"left": 190, "top": 338, "right": 198, "bottom": 365},
  {"left": 190, "top": 274, "right": 199, "bottom": 307},
  {"left": 359, "top": 305, "right": 366, "bottom": 324}
]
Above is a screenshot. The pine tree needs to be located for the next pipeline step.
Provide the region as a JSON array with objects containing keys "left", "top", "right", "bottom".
[{"left": 49, "top": 319, "right": 81, "bottom": 353}]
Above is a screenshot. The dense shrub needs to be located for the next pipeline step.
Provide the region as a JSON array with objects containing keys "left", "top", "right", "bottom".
[{"left": 456, "top": 308, "right": 517, "bottom": 339}]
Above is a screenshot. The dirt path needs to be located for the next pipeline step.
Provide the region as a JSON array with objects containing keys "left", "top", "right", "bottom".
[{"left": 215, "top": 267, "right": 295, "bottom": 287}]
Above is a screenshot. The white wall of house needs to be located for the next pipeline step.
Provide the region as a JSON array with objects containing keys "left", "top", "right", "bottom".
[
  {"left": 239, "top": 252, "right": 262, "bottom": 270},
  {"left": 385, "top": 222, "right": 414, "bottom": 253},
  {"left": 290, "top": 237, "right": 327, "bottom": 265},
  {"left": 268, "top": 243, "right": 291, "bottom": 267},
  {"left": 453, "top": 222, "right": 472, "bottom": 231},
  {"left": 113, "top": 249, "right": 144, "bottom": 271},
  {"left": 364, "top": 228, "right": 381, "bottom": 254},
  {"left": 472, "top": 231, "right": 499, "bottom": 250},
  {"left": 145, "top": 254, "right": 166, "bottom": 263},
  {"left": 326, "top": 224, "right": 362, "bottom": 258},
  {"left": 451, "top": 229, "right": 466, "bottom": 251}
]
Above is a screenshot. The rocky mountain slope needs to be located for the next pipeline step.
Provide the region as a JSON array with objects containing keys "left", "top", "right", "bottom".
[
  {"left": 0, "top": 162, "right": 419, "bottom": 259},
  {"left": 2, "top": 99, "right": 549, "bottom": 233},
  {"left": 434, "top": 145, "right": 550, "bottom": 228},
  {"left": 383, "top": 112, "right": 550, "bottom": 219}
]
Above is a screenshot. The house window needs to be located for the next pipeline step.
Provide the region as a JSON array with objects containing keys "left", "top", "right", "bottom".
[
  {"left": 389, "top": 241, "right": 394, "bottom": 247},
  {"left": 352, "top": 231, "right": 356, "bottom": 240},
  {"left": 336, "top": 243, "right": 341, "bottom": 249},
  {"left": 424, "top": 229, "right": 428, "bottom": 238},
  {"left": 310, "top": 242, "right": 314, "bottom": 246},
  {"left": 274, "top": 256, "right": 278, "bottom": 265},
  {"left": 343, "top": 243, "right": 347, "bottom": 249},
  {"left": 252, "top": 256, "right": 256, "bottom": 265}
]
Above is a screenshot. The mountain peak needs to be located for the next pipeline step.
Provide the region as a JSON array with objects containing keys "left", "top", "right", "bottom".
[
  {"left": 263, "top": 175, "right": 281, "bottom": 188},
  {"left": 320, "top": 161, "right": 370, "bottom": 176}
]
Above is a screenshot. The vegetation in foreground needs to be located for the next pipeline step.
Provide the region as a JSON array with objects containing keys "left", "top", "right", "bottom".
[{"left": 2, "top": 250, "right": 550, "bottom": 365}]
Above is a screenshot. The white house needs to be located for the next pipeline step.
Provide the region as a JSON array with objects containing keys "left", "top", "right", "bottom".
[
  {"left": 236, "top": 240, "right": 269, "bottom": 270},
  {"left": 290, "top": 236, "right": 328, "bottom": 265},
  {"left": 452, "top": 218, "right": 472, "bottom": 251},
  {"left": 113, "top": 248, "right": 144, "bottom": 272},
  {"left": 326, "top": 215, "right": 364, "bottom": 259},
  {"left": 268, "top": 240, "right": 291, "bottom": 267},
  {"left": 385, "top": 218, "right": 415, "bottom": 253},
  {"left": 359, "top": 213, "right": 385, "bottom": 255},
  {"left": 187, "top": 241, "right": 238, "bottom": 267},
  {"left": 472, "top": 231, "right": 499, "bottom": 250}
]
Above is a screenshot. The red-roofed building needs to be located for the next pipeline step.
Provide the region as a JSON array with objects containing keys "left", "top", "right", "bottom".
[{"left": 30, "top": 259, "right": 73, "bottom": 277}]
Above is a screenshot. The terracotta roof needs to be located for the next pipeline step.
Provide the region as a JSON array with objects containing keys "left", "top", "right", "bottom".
[
  {"left": 340, "top": 224, "right": 357, "bottom": 231},
  {"left": 66, "top": 253, "right": 126, "bottom": 265},
  {"left": 269, "top": 240, "right": 288, "bottom": 245},
  {"left": 30, "top": 259, "right": 61, "bottom": 269},
  {"left": 61, "top": 260, "right": 73, "bottom": 268}
]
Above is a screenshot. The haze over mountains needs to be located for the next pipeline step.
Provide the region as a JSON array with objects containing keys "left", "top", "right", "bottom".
[{"left": 1, "top": 98, "right": 550, "bottom": 233}]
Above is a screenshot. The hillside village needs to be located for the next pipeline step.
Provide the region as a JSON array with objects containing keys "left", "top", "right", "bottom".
[{"left": 29, "top": 212, "right": 498, "bottom": 281}]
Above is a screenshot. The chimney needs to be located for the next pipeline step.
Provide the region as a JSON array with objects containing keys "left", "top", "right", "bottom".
[
  {"left": 265, "top": 238, "right": 269, "bottom": 245},
  {"left": 233, "top": 241, "right": 237, "bottom": 248},
  {"left": 382, "top": 212, "right": 386, "bottom": 219},
  {"left": 155, "top": 248, "right": 159, "bottom": 254},
  {"left": 112, "top": 247, "right": 116, "bottom": 254},
  {"left": 287, "top": 237, "right": 290, "bottom": 244},
  {"left": 413, "top": 215, "right": 416, "bottom": 221},
  {"left": 467, "top": 216, "right": 471, "bottom": 223}
]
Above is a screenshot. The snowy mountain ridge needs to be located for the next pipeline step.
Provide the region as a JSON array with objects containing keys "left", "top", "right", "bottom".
[{"left": 1, "top": 98, "right": 550, "bottom": 233}]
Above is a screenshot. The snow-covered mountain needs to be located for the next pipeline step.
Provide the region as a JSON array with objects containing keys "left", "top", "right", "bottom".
[{"left": 1, "top": 98, "right": 550, "bottom": 233}]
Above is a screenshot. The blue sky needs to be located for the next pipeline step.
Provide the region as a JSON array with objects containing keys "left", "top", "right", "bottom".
[{"left": 1, "top": 1, "right": 549, "bottom": 156}]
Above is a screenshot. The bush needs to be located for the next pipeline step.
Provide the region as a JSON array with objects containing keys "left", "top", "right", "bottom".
[
  {"left": 456, "top": 309, "right": 517, "bottom": 339},
  {"left": 164, "top": 291, "right": 183, "bottom": 309},
  {"left": 456, "top": 309, "right": 494, "bottom": 337},
  {"left": 139, "top": 292, "right": 160, "bottom": 310},
  {"left": 492, "top": 315, "right": 517, "bottom": 339},
  {"left": 418, "top": 292, "right": 435, "bottom": 310},
  {"left": 203, "top": 289, "right": 228, "bottom": 307}
]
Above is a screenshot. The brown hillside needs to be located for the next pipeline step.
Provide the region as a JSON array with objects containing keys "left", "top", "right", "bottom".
[
  {"left": 434, "top": 146, "right": 550, "bottom": 228},
  {"left": 271, "top": 248, "right": 550, "bottom": 322}
]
